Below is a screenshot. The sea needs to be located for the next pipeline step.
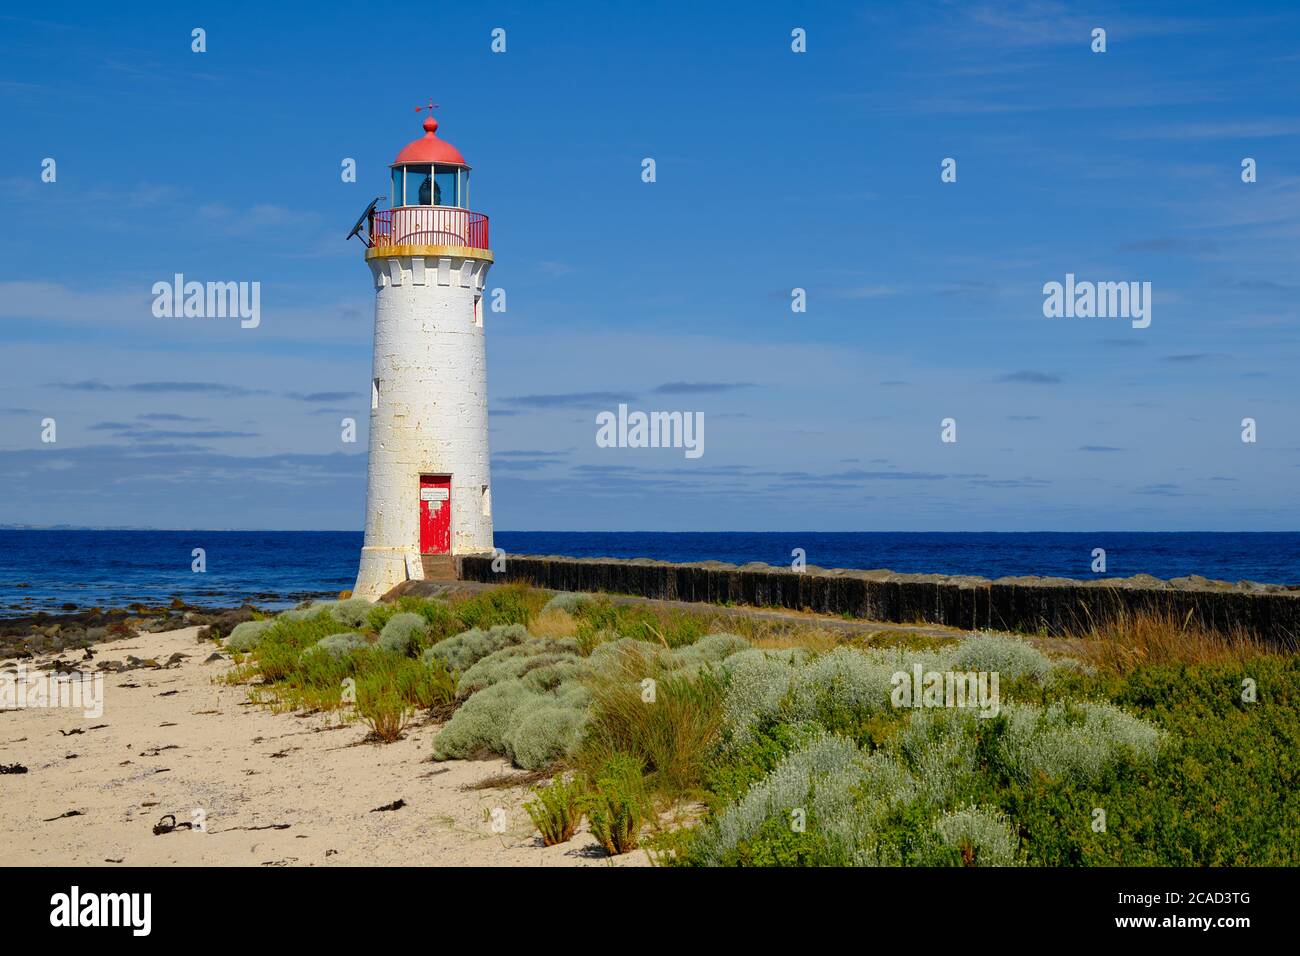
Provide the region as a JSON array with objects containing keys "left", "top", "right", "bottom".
[{"left": 2, "top": 529, "right": 1298, "bottom": 616}]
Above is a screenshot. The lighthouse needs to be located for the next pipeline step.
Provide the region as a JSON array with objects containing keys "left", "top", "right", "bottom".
[{"left": 350, "top": 108, "right": 494, "bottom": 599}]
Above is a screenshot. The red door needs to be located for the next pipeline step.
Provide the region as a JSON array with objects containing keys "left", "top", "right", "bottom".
[{"left": 419, "top": 475, "right": 451, "bottom": 554}]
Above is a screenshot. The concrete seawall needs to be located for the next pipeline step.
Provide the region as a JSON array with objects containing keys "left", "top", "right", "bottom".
[{"left": 458, "top": 554, "right": 1300, "bottom": 646}]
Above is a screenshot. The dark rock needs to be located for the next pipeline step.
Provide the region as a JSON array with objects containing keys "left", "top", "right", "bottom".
[{"left": 194, "top": 606, "right": 258, "bottom": 640}]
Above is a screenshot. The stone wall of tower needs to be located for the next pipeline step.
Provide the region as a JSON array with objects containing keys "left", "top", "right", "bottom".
[{"left": 353, "top": 252, "right": 493, "bottom": 600}]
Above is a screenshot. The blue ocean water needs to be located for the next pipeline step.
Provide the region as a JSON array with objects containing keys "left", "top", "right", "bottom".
[{"left": 1, "top": 530, "right": 1298, "bottom": 615}]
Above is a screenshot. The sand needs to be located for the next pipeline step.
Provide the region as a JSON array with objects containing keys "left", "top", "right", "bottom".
[{"left": 0, "top": 627, "right": 648, "bottom": 867}]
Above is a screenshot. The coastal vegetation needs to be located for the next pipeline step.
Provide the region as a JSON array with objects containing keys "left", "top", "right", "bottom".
[{"left": 224, "top": 583, "right": 1299, "bottom": 866}]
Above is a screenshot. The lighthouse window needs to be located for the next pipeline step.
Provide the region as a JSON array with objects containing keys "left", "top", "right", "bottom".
[
  {"left": 458, "top": 169, "right": 469, "bottom": 208},
  {"left": 391, "top": 167, "right": 402, "bottom": 206},
  {"left": 435, "top": 167, "right": 457, "bottom": 207},
  {"left": 404, "top": 165, "right": 432, "bottom": 206}
]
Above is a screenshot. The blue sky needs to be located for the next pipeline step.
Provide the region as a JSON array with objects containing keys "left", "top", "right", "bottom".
[{"left": 1, "top": 0, "right": 1298, "bottom": 531}]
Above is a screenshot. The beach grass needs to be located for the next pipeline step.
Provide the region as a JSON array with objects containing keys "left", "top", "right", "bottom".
[
  {"left": 222, "top": 584, "right": 1300, "bottom": 866},
  {"left": 524, "top": 772, "right": 587, "bottom": 846},
  {"left": 1071, "top": 606, "right": 1284, "bottom": 674}
]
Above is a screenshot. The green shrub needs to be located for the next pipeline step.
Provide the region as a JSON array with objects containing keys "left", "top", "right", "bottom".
[
  {"left": 280, "top": 601, "right": 334, "bottom": 622},
  {"left": 356, "top": 675, "right": 412, "bottom": 743},
  {"left": 387, "top": 651, "right": 458, "bottom": 710},
  {"left": 1002, "top": 657, "right": 1300, "bottom": 866},
  {"left": 671, "top": 633, "right": 751, "bottom": 669},
  {"left": 579, "top": 643, "right": 727, "bottom": 800},
  {"left": 458, "top": 638, "right": 582, "bottom": 693},
  {"left": 265, "top": 609, "right": 355, "bottom": 649},
  {"left": 503, "top": 690, "right": 591, "bottom": 769},
  {"left": 641, "top": 611, "right": 710, "bottom": 649},
  {"left": 789, "top": 647, "right": 912, "bottom": 741},
  {"left": 240, "top": 610, "right": 359, "bottom": 686},
  {"left": 225, "top": 619, "right": 275, "bottom": 652},
  {"left": 703, "top": 718, "right": 824, "bottom": 806},
  {"left": 398, "top": 597, "right": 460, "bottom": 644},
  {"left": 576, "top": 626, "right": 620, "bottom": 656},
  {"left": 453, "top": 583, "right": 546, "bottom": 631},
  {"left": 425, "top": 657, "right": 460, "bottom": 710},
  {"left": 943, "top": 633, "right": 1054, "bottom": 683},
  {"left": 996, "top": 700, "right": 1162, "bottom": 787},
  {"left": 543, "top": 591, "right": 592, "bottom": 614},
  {"left": 235, "top": 599, "right": 460, "bottom": 716},
  {"left": 573, "top": 597, "right": 626, "bottom": 633},
  {"left": 585, "top": 754, "right": 650, "bottom": 856},
  {"left": 423, "top": 624, "right": 530, "bottom": 673},
  {"left": 693, "top": 733, "right": 913, "bottom": 866},
  {"left": 378, "top": 612, "right": 428, "bottom": 655},
  {"left": 329, "top": 597, "right": 373, "bottom": 628},
  {"left": 572, "top": 597, "right": 709, "bottom": 650},
  {"left": 719, "top": 643, "right": 1036, "bottom": 750},
  {"left": 365, "top": 602, "right": 400, "bottom": 633},
  {"left": 523, "top": 658, "right": 589, "bottom": 692},
  {"left": 292, "top": 640, "right": 356, "bottom": 685},
  {"left": 710, "top": 811, "right": 850, "bottom": 866},
  {"left": 396, "top": 592, "right": 1300, "bottom": 868},
  {"left": 718, "top": 648, "right": 808, "bottom": 744},
  {"left": 304, "top": 632, "right": 369, "bottom": 660},
  {"left": 431, "top": 673, "right": 590, "bottom": 769},
  {"left": 586, "top": 636, "right": 660, "bottom": 669},
  {"left": 248, "top": 641, "right": 302, "bottom": 685},
  {"left": 934, "top": 805, "right": 1020, "bottom": 866},
  {"left": 896, "top": 708, "right": 982, "bottom": 809},
  {"left": 525, "top": 773, "right": 587, "bottom": 846},
  {"left": 432, "top": 681, "right": 532, "bottom": 760}
]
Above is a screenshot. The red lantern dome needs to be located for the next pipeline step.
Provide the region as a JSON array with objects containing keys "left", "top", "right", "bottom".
[{"left": 392, "top": 115, "right": 468, "bottom": 167}]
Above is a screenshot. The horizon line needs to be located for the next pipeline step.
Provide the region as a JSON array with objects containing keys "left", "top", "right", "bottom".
[{"left": 3, "top": 527, "right": 1300, "bottom": 535}]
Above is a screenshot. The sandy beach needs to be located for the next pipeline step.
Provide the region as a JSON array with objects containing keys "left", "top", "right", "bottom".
[{"left": 1, "top": 626, "right": 647, "bottom": 867}]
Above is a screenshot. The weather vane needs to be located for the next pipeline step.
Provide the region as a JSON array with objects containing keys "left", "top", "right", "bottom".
[{"left": 415, "top": 99, "right": 439, "bottom": 114}]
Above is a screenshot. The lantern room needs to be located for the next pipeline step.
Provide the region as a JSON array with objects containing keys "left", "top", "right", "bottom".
[
  {"left": 361, "top": 110, "right": 489, "bottom": 253},
  {"left": 389, "top": 114, "right": 470, "bottom": 209}
]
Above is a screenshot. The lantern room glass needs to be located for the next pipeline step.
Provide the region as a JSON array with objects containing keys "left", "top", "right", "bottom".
[
  {"left": 391, "top": 164, "right": 469, "bottom": 208},
  {"left": 404, "top": 165, "right": 432, "bottom": 206},
  {"left": 434, "top": 167, "right": 456, "bottom": 207}
]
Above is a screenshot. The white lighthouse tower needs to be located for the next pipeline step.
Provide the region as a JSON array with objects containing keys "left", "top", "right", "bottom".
[{"left": 351, "top": 107, "right": 494, "bottom": 599}]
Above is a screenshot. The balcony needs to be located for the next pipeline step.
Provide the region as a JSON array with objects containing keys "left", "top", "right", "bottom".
[{"left": 367, "top": 207, "right": 489, "bottom": 254}]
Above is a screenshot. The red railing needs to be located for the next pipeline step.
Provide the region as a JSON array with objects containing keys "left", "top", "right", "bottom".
[{"left": 369, "top": 207, "right": 489, "bottom": 251}]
